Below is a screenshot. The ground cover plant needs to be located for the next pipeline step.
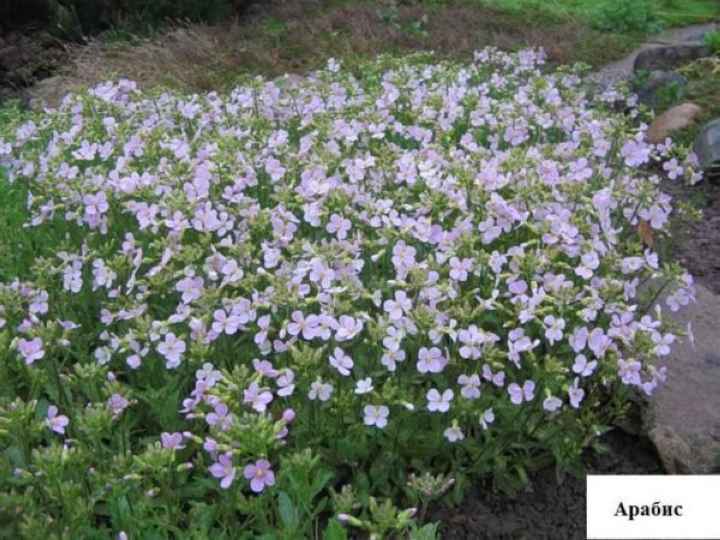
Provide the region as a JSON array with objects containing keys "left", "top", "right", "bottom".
[{"left": 0, "top": 47, "right": 701, "bottom": 538}]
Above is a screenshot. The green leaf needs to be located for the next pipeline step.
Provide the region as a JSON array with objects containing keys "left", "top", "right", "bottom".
[
  {"left": 278, "top": 491, "right": 298, "bottom": 530},
  {"left": 410, "top": 522, "right": 440, "bottom": 540},
  {"left": 322, "top": 519, "right": 348, "bottom": 540}
]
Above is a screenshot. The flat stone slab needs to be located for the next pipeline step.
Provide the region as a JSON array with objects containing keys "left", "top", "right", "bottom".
[{"left": 645, "top": 283, "right": 720, "bottom": 473}]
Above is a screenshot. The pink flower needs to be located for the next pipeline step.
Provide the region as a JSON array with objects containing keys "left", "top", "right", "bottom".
[
  {"left": 209, "top": 452, "right": 236, "bottom": 489},
  {"left": 46, "top": 405, "right": 69, "bottom": 434},
  {"left": 243, "top": 459, "right": 275, "bottom": 493}
]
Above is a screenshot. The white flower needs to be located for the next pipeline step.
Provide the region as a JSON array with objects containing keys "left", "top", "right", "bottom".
[
  {"left": 363, "top": 405, "right": 389, "bottom": 428},
  {"left": 444, "top": 425, "right": 464, "bottom": 442},
  {"left": 426, "top": 388, "right": 453, "bottom": 413},
  {"left": 354, "top": 377, "right": 374, "bottom": 395},
  {"left": 308, "top": 381, "right": 333, "bottom": 402},
  {"left": 329, "top": 348, "right": 354, "bottom": 376}
]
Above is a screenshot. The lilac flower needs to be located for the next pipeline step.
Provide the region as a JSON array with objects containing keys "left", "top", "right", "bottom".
[
  {"left": 176, "top": 276, "right": 204, "bottom": 304},
  {"left": 206, "top": 403, "right": 233, "bottom": 431},
  {"left": 479, "top": 408, "right": 495, "bottom": 430},
  {"left": 212, "top": 309, "right": 243, "bottom": 335},
  {"left": 287, "top": 311, "right": 319, "bottom": 340},
  {"left": 569, "top": 326, "right": 588, "bottom": 353},
  {"left": 107, "top": 393, "right": 130, "bottom": 418},
  {"left": 335, "top": 315, "right": 363, "bottom": 341},
  {"left": 243, "top": 382, "right": 273, "bottom": 412},
  {"left": 329, "top": 348, "right": 354, "bottom": 376},
  {"left": 426, "top": 388, "right": 453, "bottom": 413},
  {"left": 618, "top": 358, "right": 642, "bottom": 386},
  {"left": 507, "top": 380, "right": 535, "bottom": 405},
  {"left": 543, "top": 396, "right": 562, "bottom": 412},
  {"left": 161, "top": 432, "right": 186, "bottom": 450},
  {"left": 253, "top": 358, "right": 278, "bottom": 378},
  {"left": 458, "top": 374, "right": 481, "bottom": 399},
  {"left": 458, "top": 325, "right": 486, "bottom": 360},
  {"left": 449, "top": 257, "right": 473, "bottom": 281},
  {"left": 416, "top": 347, "right": 447, "bottom": 374},
  {"left": 381, "top": 348, "right": 406, "bottom": 372},
  {"left": 196, "top": 363, "right": 223, "bottom": 386},
  {"left": 209, "top": 452, "right": 236, "bottom": 489},
  {"left": 652, "top": 332, "right": 675, "bottom": 356},
  {"left": 363, "top": 405, "right": 389, "bottom": 428},
  {"left": 276, "top": 369, "right": 296, "bottom": 397},
  {"left": 568, "top": 378, "right": 585, "bottom": 408},
  {"left": 383, "top": 290, "right": 412, "bottom": 321},
  {"left": 243, "top": 459, "right": 275, "bottom": 493},
  {"left": 46, "top": 405, "right": 69, "bottom": 435},
  {"left": 17, "top": 337, "right": 44, "bottom": 365},
  {"left": 157, "top": 332, "right": 186, "bottom": 369},
  {"left": 588, "top": 328, "right": 611, "bottom": 359},
  {"left": 572, "top": 354, "right": 597, "bottom": 377},
  {"left": 543, "top": 315, "right": 565, "bottom": 345},
  {"left": 326, "top": 213, "right": 352, "bottom": 239}
]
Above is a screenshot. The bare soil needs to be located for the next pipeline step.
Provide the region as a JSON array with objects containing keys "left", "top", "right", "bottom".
[{"left": 432, "top": 429, "right": 662, "bottom": 539}]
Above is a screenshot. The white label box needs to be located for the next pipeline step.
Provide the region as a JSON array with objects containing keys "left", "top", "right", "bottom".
[{"left": 587, "top": 475, "right": 720, "bottom": 539}]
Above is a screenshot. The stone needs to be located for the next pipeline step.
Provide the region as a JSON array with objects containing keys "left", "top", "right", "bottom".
[
  {"left": 634, "top": 70, "right": 687, "bottom": 109},
  {"left": 634, "top": 44, "right": 712, "bottom": 73},
  {"left": 648, "top": 426, "right": 694, "bottom": 474},
  {"left": 693, "top": 118, "right": 720, "bottom": 181},
  {"left": 646, "top": 102, "right": 702, "bottom": 143},
  {"left": 644, "top": 283, "right": 720, "bottom": 473}
]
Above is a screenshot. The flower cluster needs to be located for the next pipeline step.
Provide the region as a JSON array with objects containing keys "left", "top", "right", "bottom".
[{"left": 0, "top": 48, "right": 698, "bottom": 533}]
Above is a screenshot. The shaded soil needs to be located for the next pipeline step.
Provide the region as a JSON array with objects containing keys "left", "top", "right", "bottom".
[{"left": 432, "top": 429, "right": 663, "bottom": 539}]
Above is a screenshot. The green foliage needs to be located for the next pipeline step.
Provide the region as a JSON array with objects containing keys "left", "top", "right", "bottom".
[
  {"left": 44, "top": 0, "right": 241, "bottom": 38},
  {"left": 705, "top": 30, "right": 720, "bottom": 55},
  {"left": 588, "top": 0, "right": 662, "bottom": 34}
]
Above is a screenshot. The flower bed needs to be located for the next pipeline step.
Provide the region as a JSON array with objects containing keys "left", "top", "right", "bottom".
[{"left": 0, "top": 49, "right": 699, "bottom": 538}]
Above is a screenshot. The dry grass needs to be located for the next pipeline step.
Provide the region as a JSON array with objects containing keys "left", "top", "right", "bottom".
[{"left": 28, "top": 0, "right": 638, "bottom": 106}]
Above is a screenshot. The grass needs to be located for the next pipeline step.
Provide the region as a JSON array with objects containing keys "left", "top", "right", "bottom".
[{"left": 474, "top": 0, "right": 720, "bottom": 28}]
